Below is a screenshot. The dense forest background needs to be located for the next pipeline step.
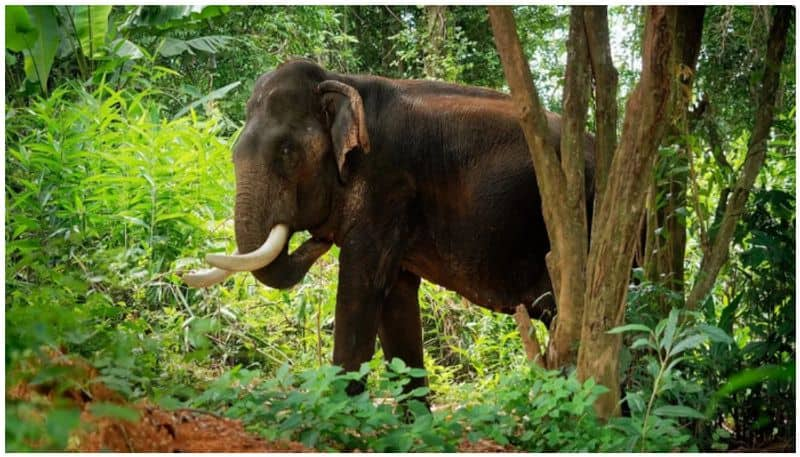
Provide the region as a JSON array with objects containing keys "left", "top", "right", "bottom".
[{"left": 5, "top": 5, "right": 795, "bottom": 451}]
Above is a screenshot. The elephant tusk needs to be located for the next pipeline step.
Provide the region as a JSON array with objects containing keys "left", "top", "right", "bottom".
[
  {"left": 205, "top": 224, "right": 289, "bottom": 272},
  {"left": 182, "top": 267, "right": 234, "bottom": 288}
]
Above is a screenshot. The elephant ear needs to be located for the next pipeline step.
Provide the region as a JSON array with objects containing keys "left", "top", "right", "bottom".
[{"left": 318, "top": 80, "right": 370, "bottom": 179}]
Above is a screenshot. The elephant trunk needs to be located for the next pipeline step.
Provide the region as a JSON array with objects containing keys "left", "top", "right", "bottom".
[
  {"left": 182, "top": 143, "right": 332, "bottom": 289},
  {"left": 227, "top": 163, "right": 331, "bottom": 289},
  {"left": 249, "top": 238, "right": 332, "bottom": 288}
]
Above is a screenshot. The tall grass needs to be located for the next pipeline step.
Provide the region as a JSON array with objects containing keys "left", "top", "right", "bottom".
[{"left": 5, "top": 70, "right": 238, "bottom": 409}]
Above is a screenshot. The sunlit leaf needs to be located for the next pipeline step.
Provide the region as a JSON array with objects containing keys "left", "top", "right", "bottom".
[
  {"left": 652, "top": 404, "right": 705, "bottom": 419},
  {"left": 607, "top": 323, "right": 651, "bottom": 335},
  {"left": 21, "top": 6, "right": 60, "bottom": 92},
  {"left": 5, "top": 6, "right": 38, "bottom": 52}
]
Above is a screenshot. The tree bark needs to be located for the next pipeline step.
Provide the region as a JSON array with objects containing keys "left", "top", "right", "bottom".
[
  {"left": 545, "top": 6, "right": 591, "bottom": 369},
  {"left": 424, "top": 6, "right": 447, "bottom": 79},
  {"left": 514, "top": 304, "right": 545, "bottom": 367},
  {"left": 686, "top": 6, "right": 792, "bottom": 310},
  {"left": 578, "top": 6, "right": 678, "bottom": 419},
  {"left": 582, "top": 6, "right": 618, "bottom": 206},
  {"left": 488, "top": 6, "right": 591, "bottom": 369},
  {"left": 644, "top": 7, "right": 705, "bottom": 310}
]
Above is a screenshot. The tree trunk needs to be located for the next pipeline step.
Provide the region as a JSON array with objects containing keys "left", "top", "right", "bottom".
[
  {"left": 424, "top": 6, "right": 447, "bottom": 79},
  {"left": 644, "top": 7, "right": 705, "bottom": 312},
  {"left": 583, "top": 6, "right": 618, "bottom": 207},
  {"left": 645, "top": 7, "right": 705, "bottom": 295},
  {"left": 488, "top": 6, "right": 590, "bottom": 369},
  {"left": 578, "top": 6, "right": 678, "bottom": 419},
  {"left": 490, "top": 6, "right": 707, "bottom": 419},
  {"left": 686, "top": 6, "right": 792, "bottom": 310}
]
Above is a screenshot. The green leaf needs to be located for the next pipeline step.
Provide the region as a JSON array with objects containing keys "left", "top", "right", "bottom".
[
  {"left": 159, "top": 37, "right": 191, "bottom": 57},
  {"left": 46, "top": 407, "right": 81, "bottom": 449},
  {"left": 408, "top": 367, "right": 427, "bottom": 378},
  {"left": 625, "top": 392, "right": 645, "bottom": 414},
  {"left": 652, "top": 404, "right": 705, "bottom": 419},
  {"left": 389, "top": 357, "right": 407, "bottom": 373},
  {"left": 697, "top": 324, "right": 733, "bottom": 345},
  {"left": 668, "top": 334, "right": 707, "bottom": 357},
  {"left": 607, "top": 323, "right": 651, "bottom": 335},
  {"left": 173, "top": 81, "right": 241, "bottom": 119},
  {"left": 408, "top": 386, "right": 430, "bottom": 398},
  {"left": 22, "top": 6, "right": 60, "bottom": 92},
  {"left": 631, "top": 337, "right": 656, "bottom": 351},
  {"left": 5, "top": 6, "right": 38, "bottom": 52},
  {"left": 706, "top": 362, "right": 795, "bottom": 416},
  {"left": 88, "top": 402, "right": 141, "bottom": 422},
  {"left": 121, "top": 6, "right": 230, "bottom": 31},
  {"left": 110, "top": 38, "right": 143, "bottom": 59},
  {"left": 68, "top": 5, "right": 112, "bottom": 59},
  {"left": 664, "top": 356, "right": 685, "bottom": 374},
  {"left": 185, "top": 35, "right": 234, "bottom": 54},
  {"left": 660, "top": 308, "right": 680, "bottom": 352}
]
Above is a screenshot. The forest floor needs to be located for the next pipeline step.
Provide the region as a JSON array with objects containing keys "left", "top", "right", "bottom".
[{"left": 7, "top": 349, "right": 511, "bottom": 452}]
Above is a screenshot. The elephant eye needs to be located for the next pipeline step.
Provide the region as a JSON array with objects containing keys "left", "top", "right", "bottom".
[{"left": 278, "top": 139, "right": 292, "bottom": 155}]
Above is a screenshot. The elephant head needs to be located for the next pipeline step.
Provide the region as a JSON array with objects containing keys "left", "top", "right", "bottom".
[{"left": 183, "top": 60, "right": 369, "bottom": 288}]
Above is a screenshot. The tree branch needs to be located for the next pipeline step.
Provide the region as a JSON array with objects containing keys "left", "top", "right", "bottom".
[
  {"left": 686, "top": 6, "right": 792, "bottom": 310},
  {"left": 583, "top": 6, "right": 618, "bottom": 203}
]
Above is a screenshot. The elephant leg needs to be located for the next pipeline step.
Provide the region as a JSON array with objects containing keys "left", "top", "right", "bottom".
[
  {"left": 332, "top": 179, "right": 417, "bottom": 396},
  {"left": 333, "top": 237, "right": 388, "bottom": 396},
  {"left": 333, "top": 285, "right": 379, "bottom": 395},
  {"left": 377, "top": 270, "right": 426, "bottom": 398}
]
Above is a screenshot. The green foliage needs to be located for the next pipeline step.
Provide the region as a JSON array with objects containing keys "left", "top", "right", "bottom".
[
  {"left": 185, "top": 361, "right": 628, "bottom": 452},
  {"left": 464, "top": 365, "right": 621, "bottom": 451},
  {"left": 68, "top": 6, "right": 113, "bottom": 59},
  {"left": 121, "top": 6, "right": 231, "bottom": 32},
  {"left": 5, "top": 64, "right": 235, "bottom": 449},
  {"left": 5, "top": 6, "right": 38, "bottom": 52},
  {"left": 687, "top": 184, "right": 796, "bottom": 448},
  {"left": 610, "top": 309, "right": 733, "bottom": 451},
  {"left": 21, "top": 7, "right": 59, "bottom": 93}
]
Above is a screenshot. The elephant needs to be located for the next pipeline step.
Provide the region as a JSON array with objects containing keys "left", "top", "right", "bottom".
[{"left": 184, "top": 59, "right": 594, "bottom": 397}]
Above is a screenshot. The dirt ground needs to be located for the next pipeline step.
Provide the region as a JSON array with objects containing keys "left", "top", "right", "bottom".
[{"left": 75, "top": 404, "right": 311, "bottom": 452}]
